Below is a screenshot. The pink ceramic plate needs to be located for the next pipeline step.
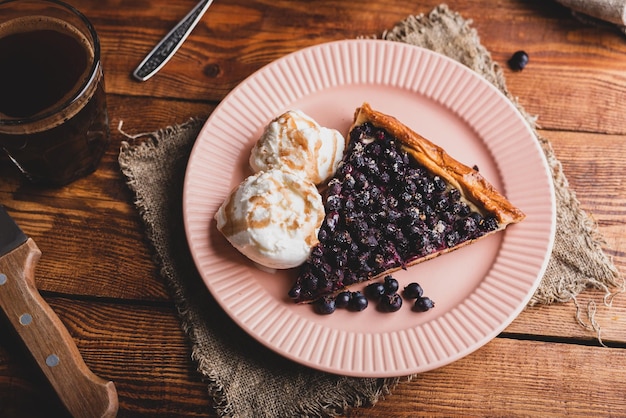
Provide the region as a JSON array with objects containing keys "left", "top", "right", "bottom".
[{"left": 183, "top": 39, "right": 556, "bottom": 377}]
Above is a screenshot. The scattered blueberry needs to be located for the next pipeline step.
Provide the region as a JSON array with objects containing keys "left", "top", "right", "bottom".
[
  {"left": 379, "top": 293, "right": 403, "bottom": 312},
  {"left": 413, "top": 296, "right": 435, "bottom": 312},
  {"left": 508, "top": 50, "right": 529, "bottom": 71},
  {"left": 383, "top": 275, "right": 399, "bottom": 294},
  {"left": 311, "top": 283, "right": 435, "bottom": 315},
  {"left": 403, "top": 282, "right": 423, "bottom": 299},
  {"left": 365, "top": 282, "right": 386, "bottom": 300},
  {"left": 348, "top": 291, "right": 369, "bottom": 311},
  {"left": 335, "top": 291, "right": 352, "bottom": 309},
  {"left": 314, "top": 296, "right": 336, "bottom": 315}
]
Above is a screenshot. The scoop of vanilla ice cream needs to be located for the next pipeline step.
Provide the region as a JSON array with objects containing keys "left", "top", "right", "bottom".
[
  {"left": 215, "top": 168, "right": 325, "bottom": 270},
  {"left": 249, "top": 110, "right": 346, "bottom": 185}
]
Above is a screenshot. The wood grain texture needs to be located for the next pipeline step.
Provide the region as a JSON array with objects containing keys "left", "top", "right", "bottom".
[
  {"left": 3, "top": 299, "right": 626, "bottom": 417},
  {"left": 351, "top": 337, "right": 626, "bottom": 417},
  {"left": 0, "top": 299, "right": 212, "bottom": 418},
  {"left": 1, "top": 0, "right": 626, "bottom": 416}
]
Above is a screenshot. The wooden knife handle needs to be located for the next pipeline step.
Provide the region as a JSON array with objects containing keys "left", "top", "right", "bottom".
[{"left": 0, "top": 239, "right": 118, "bottom": 418}]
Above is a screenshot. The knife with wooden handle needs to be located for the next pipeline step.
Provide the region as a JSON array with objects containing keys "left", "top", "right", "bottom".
[{"left": 0, "top": 205, "right": 118, "bottom": 418}]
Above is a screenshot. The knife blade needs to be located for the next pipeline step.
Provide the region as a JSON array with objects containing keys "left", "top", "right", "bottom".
[
  {"left": 0, "top": 205, "right": 27, "bottom": 257},
  {"left": 0, "top": 205, "right": 118, "bottom": 418}
]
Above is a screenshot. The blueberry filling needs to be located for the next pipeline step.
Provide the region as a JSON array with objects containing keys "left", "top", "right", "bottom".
[{"left": 289, "top": 122, "right": 498, "bottom": 303}]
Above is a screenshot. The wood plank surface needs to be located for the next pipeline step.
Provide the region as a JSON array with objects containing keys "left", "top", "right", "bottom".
[
  {"left": 1, "top": 0, "right": 626, "bottom": 416},
  {"left": 3, "top": 298, "right": 626, "bottom": 417}
]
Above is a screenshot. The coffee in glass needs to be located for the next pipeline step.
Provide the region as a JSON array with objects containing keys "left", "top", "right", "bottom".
[{"left": 0, "top": 0, "right": 109, "bottom": 186}]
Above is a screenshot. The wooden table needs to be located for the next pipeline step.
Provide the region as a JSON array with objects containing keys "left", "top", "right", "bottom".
[{"left": 2, "top": 1, "right": 626, "bottom": 416}]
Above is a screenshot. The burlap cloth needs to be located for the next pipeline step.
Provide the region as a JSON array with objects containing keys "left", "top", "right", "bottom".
[
  {"left": 118, "top": 4, "right": 623, "bottom": 417},
  {"left": 555, "top": 0, "right": 626, "bottom": 33}
]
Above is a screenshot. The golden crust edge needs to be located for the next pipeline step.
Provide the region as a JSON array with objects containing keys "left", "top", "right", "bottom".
[{"left": 350, "top": 102, "right": 526, "bottom": 226}]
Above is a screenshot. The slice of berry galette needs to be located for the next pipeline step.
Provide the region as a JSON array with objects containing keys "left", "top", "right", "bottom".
[{"left": 289, "top": 103, "right": 526, "bottom": 303}]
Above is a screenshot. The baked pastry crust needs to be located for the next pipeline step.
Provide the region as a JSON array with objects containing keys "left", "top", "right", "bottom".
[{"left": 352, "top": 103, "right": 525, "bottom": 226}]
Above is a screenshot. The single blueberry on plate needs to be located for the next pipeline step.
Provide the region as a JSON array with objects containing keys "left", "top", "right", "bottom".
[
  {"left": 414, "top": 296, "right": 435, "bottom": 312},
  {"left": 314, "top": 296, "right": 336, "bottom": 315},
  {"left": 335, "top": 291, "right": 352, "bottom": 309},
  {"left": 379, "top": 293, "right": 403, "bottom": 312},
  {"left": 348, "top": 291, "right": 369, "bottom": 311},
  {"left": 403, "top": 282, "right": 424, "bottom": 299},
  {"left": 383, "top": 275, "right": 399, "bottom": 294},
  {"left": 365, "top": 282, "right": 386, "bottom": 300}
]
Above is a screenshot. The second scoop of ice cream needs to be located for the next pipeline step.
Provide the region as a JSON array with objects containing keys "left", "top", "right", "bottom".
[{"left": 249, "top": 110, "right": 346, "bottom": 185}]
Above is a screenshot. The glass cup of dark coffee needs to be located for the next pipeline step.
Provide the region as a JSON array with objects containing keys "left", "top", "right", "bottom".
[{"left": 0, "top": 0, "right": 109, "bottom": 187}]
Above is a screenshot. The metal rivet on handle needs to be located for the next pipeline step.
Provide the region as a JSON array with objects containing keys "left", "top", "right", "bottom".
[
  {"left": 19, "top": 313, "right": 32, "bottom": 325},
  {"left": 46, "top": 354, "right": 60, "bottom": 367},
  {"left": 0, "top": 273, "right": 6, "bottom": 285}
]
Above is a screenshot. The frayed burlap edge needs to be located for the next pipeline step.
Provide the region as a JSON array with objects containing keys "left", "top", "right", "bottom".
[
  {"left": 383, "top": 4, "right": 624, "bottom": 340},
  {"left": 554, "top": 0, "right": 626, "bottom": 34}
]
